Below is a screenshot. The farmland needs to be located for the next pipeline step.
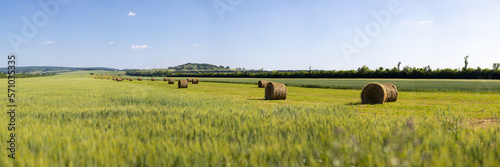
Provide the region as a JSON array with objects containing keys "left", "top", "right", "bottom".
[
  {"left": 1, "top": 70, "right": 499, "bottom": 166},
  {"left": 103, "top": 70, "right": 500, "bottom": 92},
  {"left": 197, "top": 77, "right": 500, "bottom": 93}
]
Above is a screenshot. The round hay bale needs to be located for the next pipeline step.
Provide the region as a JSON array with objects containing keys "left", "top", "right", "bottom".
[
  {"left": 360, "top": 82, "right": 398, "bottom": 104},
  {"left": 361, "top": 83, "right": 386, "bottom": 104},
  {"left": 258, "top": 80, "right": 268, "bottom": 88},
  {"left": 178, "top": 80, "right": 188, "bottom": 88},
  {"left": 137, "top": 78, "right": 142, "bottom": 81},
  {"left": 187, "top": 78, "right": 193, "bottom": 82},
  {"left": 168, "top": 78, "right": 175, "bottom": 84},
  {"left": 265, "top": 82, "right": 287, "bottom": 100},
  {"left": 192, "top": 79, "right": 199, "bottom": 84},
  {"left": 151, "top": 78, "right": 155, "bottom": 81}
]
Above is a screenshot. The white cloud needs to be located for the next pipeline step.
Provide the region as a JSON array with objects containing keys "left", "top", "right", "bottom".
[
  {"left": 419, "top": 20, "right": 432, "bottom": 24},
  {"left": 131, "top": 45, "right": 150, "bottom": 49},
  {"left": 108, "top": 41, "right": 115, "bottom": 44},
  {"left": 193, "top": 43, "right": 200, "bottom": 47},
  {"left": 43, "top": 41, "right": 56, "bottom": 44},
  {"left": 128, "top": 12, "right": 136, "bottom": 16}
]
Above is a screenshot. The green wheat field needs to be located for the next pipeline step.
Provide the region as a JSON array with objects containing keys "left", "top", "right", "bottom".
[{"left": 1, "top": 70, "right": 499, "bottom": 166}]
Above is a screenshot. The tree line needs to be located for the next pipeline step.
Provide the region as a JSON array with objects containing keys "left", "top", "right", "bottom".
[
  {"left": 126, "top": 65, "right": 500, "bottom": 79},
  {"left": 0, "top": 72, "right": 57, "bottom": 78}
]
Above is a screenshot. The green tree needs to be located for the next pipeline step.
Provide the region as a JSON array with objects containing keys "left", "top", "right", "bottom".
[
  {"left": 424, "top": 65, "right": 432, "bottom": 73},
  {"left": 463, "top": 55, "right": 469, "bottom": 70},
  {"left": 357, "top": 65, "right": 370, "bottom": 75},
  {"left": 493, "top": 63, "right": 500, "bottom": 70}
]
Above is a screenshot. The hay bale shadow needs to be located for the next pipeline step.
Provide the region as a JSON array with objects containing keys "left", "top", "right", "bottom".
[
  {"left": 346, "top": 102, "right": 365, "bottom": 106},
  {"left": 347, "top": 101, "right": 385, "bottom": 106},
  {"left": 247, "top": 98, "right": 266, "bottom": 101}
]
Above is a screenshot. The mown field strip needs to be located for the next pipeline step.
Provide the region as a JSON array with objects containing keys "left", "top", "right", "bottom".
[
  {"left": 99, "top": 74, "right": 500, "bottom": 119},
  {"left": 189, "top": 77, "right": 500, "bottom": 92}
]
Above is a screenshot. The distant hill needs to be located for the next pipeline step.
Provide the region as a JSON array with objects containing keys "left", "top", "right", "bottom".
[
  {"left": 168, "top": 63, "right": 232, "bottom": 71},
  {"left": 0, "top": 66, "right": 119, "bottom": 74},
  {"left": 139, "top": 63, "right": 249, "bottom": 73}
]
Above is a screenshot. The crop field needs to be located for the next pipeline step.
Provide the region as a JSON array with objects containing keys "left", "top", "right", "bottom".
[
  {"left": 195, "top": 77, "right": 500, "bottom": 93},
  {"left": 1, "top": 70, "right": 499, "bottom": 166}
]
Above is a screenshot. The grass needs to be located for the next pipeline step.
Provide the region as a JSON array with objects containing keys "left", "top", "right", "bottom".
[{"left": 1, "top": 71, "right": 498, "bottom": 166}]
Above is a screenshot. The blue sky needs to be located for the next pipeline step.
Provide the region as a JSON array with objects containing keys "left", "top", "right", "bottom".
[{"left": 1, "top": 0, "right": 500, "bottom": 70}]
